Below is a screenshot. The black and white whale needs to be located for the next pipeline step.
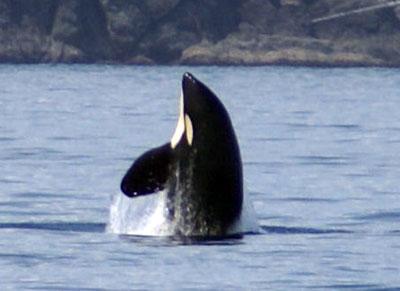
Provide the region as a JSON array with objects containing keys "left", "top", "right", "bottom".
[{"left": 119, "top": 72, "right": 256, "bottom": 237}]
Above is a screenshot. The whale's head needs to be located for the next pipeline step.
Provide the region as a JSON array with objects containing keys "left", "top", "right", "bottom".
[{"left": 121, "top": 73, "right": 243, "bottom": 236}]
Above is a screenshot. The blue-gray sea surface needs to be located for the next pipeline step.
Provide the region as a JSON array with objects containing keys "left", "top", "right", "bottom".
[{"left": 0, "top": 65, "right": 399, "bottom": 290}]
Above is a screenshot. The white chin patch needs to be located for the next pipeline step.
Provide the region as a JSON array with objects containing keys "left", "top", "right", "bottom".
[{"left": 171, "top": 92, "right": 185, "bottom": 149}]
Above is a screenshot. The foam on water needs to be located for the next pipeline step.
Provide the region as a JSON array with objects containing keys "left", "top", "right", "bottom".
[
  {"left": 107, "top": 188, "right": 259, "bottom": 236},
  {"left": 107, "top": 190, "right": 173, "bottom": 236},
  {"left": 229, "top": 187, "right": 260, "bottom": 234}
]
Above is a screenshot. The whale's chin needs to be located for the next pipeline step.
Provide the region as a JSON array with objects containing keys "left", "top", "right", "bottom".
[{"left": 107, "top": 188, "right": 259, "bottom": 237}]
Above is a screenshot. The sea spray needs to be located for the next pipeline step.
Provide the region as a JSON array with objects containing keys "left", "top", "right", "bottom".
[
  {"left": 107, "top": 187, "right": 259, "bottom": 236},
  {"left": 107, "top": 190, "right": 173, "bottom": 236}
]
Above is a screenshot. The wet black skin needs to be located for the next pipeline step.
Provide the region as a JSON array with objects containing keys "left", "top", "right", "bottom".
[{"left": 121, "top": 72, "right": 243, "bottom": 236}]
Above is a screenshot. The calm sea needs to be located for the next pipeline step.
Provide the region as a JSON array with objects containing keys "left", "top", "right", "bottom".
[{"left": 0, "top": 65, "right": 399, "bottom": 290}]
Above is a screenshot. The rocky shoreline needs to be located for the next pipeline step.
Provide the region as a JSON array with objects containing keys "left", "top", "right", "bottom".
[{"left": 1, "top": 0, "right": 400, "bottom": 66}]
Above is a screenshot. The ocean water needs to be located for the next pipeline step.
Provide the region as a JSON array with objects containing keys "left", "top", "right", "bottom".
[{"left": 0, "top": 65, "right": 399, "bottom": 290}]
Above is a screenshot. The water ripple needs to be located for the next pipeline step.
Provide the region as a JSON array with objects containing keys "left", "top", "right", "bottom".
[
  {"left": 309, "top": 284, "right": 381, "bottom": 290},
  {"left": 353, "top": 211, "right": 400, "bottom": 222},
  {"left": 4, "top": 147, "right": 63, "bottom": 160},
  {"left": 260, "top": 225, "right": 352, "bottom": 235},
  {"left": 0, "top": 222, "right": 106, "bottom": 233},
  {"left": 318, "top": 124, "right": 361, "bottom": 130},
  {"left": 12, "top": 191, "right": 70, "bottom": 199},
  {"left": 0, "top": 137, "right": 18, "bottom": 142},
  {"left": 268, "top": 197, "right": 341, "bottom": 203},
  {"left": 118, "top": 234, "right": 245, "bottom": 246},
  {"left": 291, "top": 155, "right": 352, "bottom": 166},
  {"left": 29, "top": 287, "right": 107, "bottom": 291}
]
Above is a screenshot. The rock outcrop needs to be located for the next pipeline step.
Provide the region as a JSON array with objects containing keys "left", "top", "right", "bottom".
[{"left": 0, "top": 0, "right": 399, "bottom": 66}]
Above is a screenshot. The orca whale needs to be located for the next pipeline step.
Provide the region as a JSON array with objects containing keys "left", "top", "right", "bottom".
[{"left": 120, "top": 72, "right": 243, "bottom": 236}]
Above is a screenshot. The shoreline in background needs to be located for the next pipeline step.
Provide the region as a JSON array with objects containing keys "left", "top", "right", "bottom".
[
  {"left": 0, "top": 63, "right": 398, "bottom": 69},
  {"left": 1, "top": 0, "right": 400, "bottom": 67}
]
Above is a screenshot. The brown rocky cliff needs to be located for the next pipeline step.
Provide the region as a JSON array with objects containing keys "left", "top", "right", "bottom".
[{"left": 0, "top": 0, "right": 399, "bottom": 66}]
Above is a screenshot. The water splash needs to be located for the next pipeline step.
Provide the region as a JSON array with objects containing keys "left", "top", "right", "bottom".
[
  {"left": 107, "top": 188, "right": 259, "bottom": 236},
  {"left": 229, "top": 188, "right": 260, "bottom": 234},
  {"left": 107, "top": 190, "right": 173, "bottom": 236}
]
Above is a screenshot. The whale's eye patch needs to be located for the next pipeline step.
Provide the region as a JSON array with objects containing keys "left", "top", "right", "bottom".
[{"left": 185, "top": 114, "right": 193, "bottom": 146}]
